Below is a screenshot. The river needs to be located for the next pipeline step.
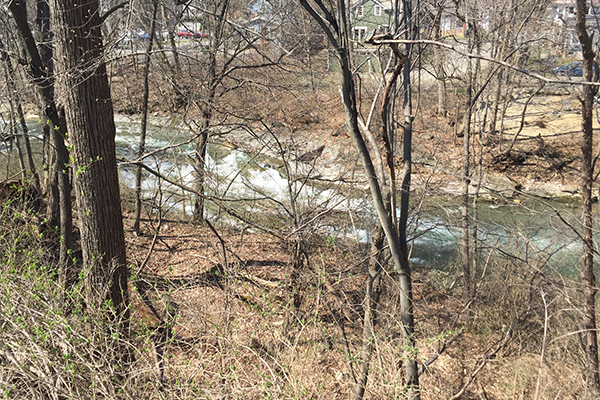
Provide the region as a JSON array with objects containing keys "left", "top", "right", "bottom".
[{"left": 0, "top": 118, "right": 589, "bottom": 274}]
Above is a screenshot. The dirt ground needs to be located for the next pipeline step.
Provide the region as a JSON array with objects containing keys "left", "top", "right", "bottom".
[
  {"left": 123, "top": 213, "right": 584, "bottom": 399},
  {"left": 410, "top": 86, "right": 590, "bottom": 199}
]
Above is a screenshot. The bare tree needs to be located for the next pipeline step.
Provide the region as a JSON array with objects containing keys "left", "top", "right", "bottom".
[
  {"left": 575, "top": 0, "right": 600, "bottom": 396},
  {"left": 299, "top": 0, "right": 420, "bottom": 397},
  {"left": 133, "top": 0, "right": 160, "bottom": 235},
  {"left": 50, "top": 0, "right": 129, "bottom": 319},
  {"left": 0, "top": 38, "right": 39, "bottom": 192},
  {"left": 8, "top": 0, "right": 73, "bottom": 274}
]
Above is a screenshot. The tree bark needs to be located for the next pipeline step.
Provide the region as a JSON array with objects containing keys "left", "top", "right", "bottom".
[
  {"left": 193, "top": 0, "right": 229, "bottom": 222},
  {"left": 575, "top": 0, "right": 600, "bottom": 396},
  {"left": 399, "top": 2, "right": 419, "bottom": 396},
  {"left": 488, "top": 64, "right": 505, "bottom": 136},
  {"left": 37, "top": 0, "right": 58, "bottom": 222},
  {"left": 432, "top": 3, "right": 446, "bottom": 117},
  {"left": 461, "top": 31, "right": 473, "bottom": 303},
  {"left": 164, "top": 3, "right": 181, "bottom": 73},
  {"left": 353, "top": 44, "right": 405, "bottom": 400},
  {"left": 0, "top": 39, "right": 41, "bottom": 195},
  {"left": 353, "top": 223, "right": 384, "bottom": 400},
  {"left": 50, "top": 0, "right": 128, "bottom": 318},
  {"left": 8, "top": 0, "right": 73, "bottom": 272}
]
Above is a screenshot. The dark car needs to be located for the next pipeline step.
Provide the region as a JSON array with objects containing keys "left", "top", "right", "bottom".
[
  {"left": 553, "top": 61, "right": 598, "bottom": 77},
  {"left": 177, "top": 29, "right": 207, "bottom": 39}
]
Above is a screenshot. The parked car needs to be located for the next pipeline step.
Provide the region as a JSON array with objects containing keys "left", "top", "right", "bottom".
[
  {"left": 553, "top": 61, "right": 599, "bottom": 77},
  {"left": 177, "top": 29, "right": 207, "bottom": 39},
  {"left": 134, "top": 30, "right": 161, "bottom": 41}
]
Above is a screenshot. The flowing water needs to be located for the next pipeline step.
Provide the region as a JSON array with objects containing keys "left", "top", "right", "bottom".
[{"left": 1, "top": 119, "right": 588, "bottom": 274}]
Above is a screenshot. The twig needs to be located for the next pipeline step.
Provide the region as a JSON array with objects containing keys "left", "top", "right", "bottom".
[
  {"left": 449, "top": 326, "right": 513, "bottom": 400},
  {"left": 418, "top": 329, "right": 463, "bottom": 376},
  {"left": 322, "top": 292, "right": 357, "bottom": 385},
  {"left": 206, "top": 219, "right": 228, "bottom": 272},
  {"left": 99, "top": 1, "right": 128, "bottom": 22},
  {"left": 134, "top": 223, "right": 162, "bottom": 276},
  {"left": 534, "top": 289, "right": 549, "bottom": 400},
  {"left": 369, "top": 38, "right": 600, "bottom": 87}
]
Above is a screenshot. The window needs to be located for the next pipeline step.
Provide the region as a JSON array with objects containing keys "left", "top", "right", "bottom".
[
  {"left": 374, "top": 5, "right": 382, "bottom": 16},
  {"left": 357, "top": 6, "right": 363, "bottom": 17},
  {"left": 377, "top": 25, "right": 389, "bottom": 34},
  {"left": 354, "top": 27, "right": 367, "bottom": 41},
  {"left": 566, "top": 6, "right": 575, "bottom": 15}
]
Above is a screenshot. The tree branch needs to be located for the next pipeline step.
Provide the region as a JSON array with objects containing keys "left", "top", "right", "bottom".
[
  {"left": 299, "top": 0, "right": 340, "bottom": 51},
  {"left": 369, "top": 38, "right": 600, "bottom": 86},
  {"left": 100, "top": 1, "right": 128, "bottom": 22},
  {"left": 418, "top": 329, "right": 463, "bottom": 376}
]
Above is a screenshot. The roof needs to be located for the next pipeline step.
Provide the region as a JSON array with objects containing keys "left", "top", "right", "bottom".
[{"left": 351, "top": 0, "right": 393, "bottom": 10}]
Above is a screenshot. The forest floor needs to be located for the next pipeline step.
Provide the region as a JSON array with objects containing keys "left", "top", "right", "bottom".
[
  {"left": 0, "top": 37, "right": 593, "bottom": 398},
  {"left": 122, "top": 213, "right": 583, "bottom": 399}
]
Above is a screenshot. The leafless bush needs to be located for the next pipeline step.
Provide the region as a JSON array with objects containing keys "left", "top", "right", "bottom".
[
  {"left": 411, "top": 244, "right": 586, "bottom": 399},
  {"left": 0, "top": 200, "right": 199, "bottom": 399}
]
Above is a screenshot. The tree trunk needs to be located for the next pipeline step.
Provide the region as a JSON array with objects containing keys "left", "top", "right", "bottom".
[
  {"left": 164, "top": 3, "right": 181, "bottom": 73},
  {"left": 488, "top": 65, "right": 504, "bottom": 135},
  {"left": 193, "top": 130, "right": 210, "bottom": 222},
  {"left": 8, "top": 0, "right": 73, "bottom": 272},
  {"left": 353, "top": 223, "right": 384, "bottom": 400},
  {"left": 37, "top": 0, "right": 58, "bottom": 221},
  {"left": 133, "top": 0, "right": 159, "bottom": 235},
  {"left": 192, "top": 0, "right": 228, "bottom": 222},
  {"left": 399, "top": 2, "right": 419, "bottom": 397},
  {"left": 0, "top": 40, "right": 41, "bottom": 194},
  {"left": 575, "top": 0, "right": 600, "bottom": 396},
  {"left": 1, "top": 53, "right": 26, "bottom": 180},
  {"left": 50, "top": 0, "right": 128, "bottom": 318},
  {"left": 432, "top": 4, "right": 446, "bottom": 117},
  {"left": 297, "top": 0, "right": 421, "bottom": 395},
  {"left": 461, "top": 32, "right": 473, "bottom": 303},
  {"left": 354, "top": 46, "right": 401, "bottom": 400}
]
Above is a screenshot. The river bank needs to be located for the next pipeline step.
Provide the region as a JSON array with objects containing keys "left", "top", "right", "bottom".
[{"left": 112, "top": 89, "right": 587, "bottom": 206}]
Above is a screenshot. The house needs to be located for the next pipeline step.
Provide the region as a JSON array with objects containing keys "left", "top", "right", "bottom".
[
  {"left": 350, "top": 0, "right": 395, "bottom": 41},
  {"left": 440, "top": 14, "right": 465, "bottom": 37},
  {"left": 550, "top": 0, "right": 599, "bottom": 24},
  {"left": 548, "top": 0, "right": 600, "bottom": 56},
  {"left": 241, "top": 0, "right": 283, "bottom": 37}
]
